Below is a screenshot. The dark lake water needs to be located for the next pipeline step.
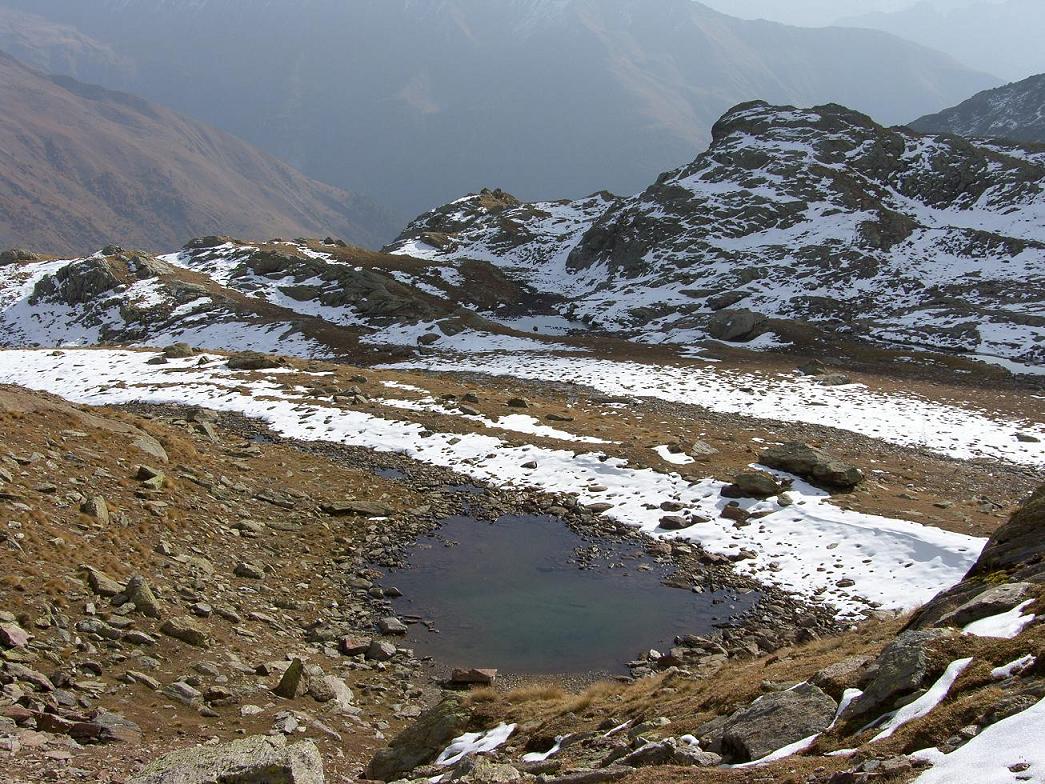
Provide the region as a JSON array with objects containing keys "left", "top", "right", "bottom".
[{"left": 386, "top": 515, "right": 756, "bottom": 674}]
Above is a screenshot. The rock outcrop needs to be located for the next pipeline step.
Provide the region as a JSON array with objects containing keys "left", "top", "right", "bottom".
[
  {"left": 389, "top": 101, "right": 1045, "bottom": 363},
  {"left": 366, "top": 698, "right": 471, "bottom": 781},
  {"left": 128, "top": 735, "right": 324, "bottom": 784},
  {"left": 908, "top": 483, "right": 1045, "bottom": 630},
  {"left": 758, "top": 442, "right": 864, "bottom": 491}
]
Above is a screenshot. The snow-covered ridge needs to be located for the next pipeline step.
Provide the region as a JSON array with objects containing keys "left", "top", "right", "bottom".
[
  {"left": 911, "top": 72, "right": 1045, "bottom": 145},
  {"left": 0, "top": 241, "right": 578, "bottom": 357},
  {"left": 388, "top": 101, "right": 1045, "bottom": 365}
]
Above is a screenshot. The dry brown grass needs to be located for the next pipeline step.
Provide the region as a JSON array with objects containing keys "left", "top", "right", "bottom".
[{"left": 505, "top": 683, "right": 567, "bottom": 704}]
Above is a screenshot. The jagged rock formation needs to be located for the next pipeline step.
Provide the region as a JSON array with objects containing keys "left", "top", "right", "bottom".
[
  {"left": 911, "top": 73, "right": 1045, "bottom": 145},
  {"left": 390, "top": 101, "right": 1045, "bottom": 364}
]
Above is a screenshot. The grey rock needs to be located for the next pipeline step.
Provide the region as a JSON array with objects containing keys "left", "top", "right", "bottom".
[
  {"left": 617, "top": 738, "right": 720, "bottom": 768},
  {"left": 163, "top": 681, "right": 202, "bottom": 705},
  {"left": 840, "top": 629, "right": 955, "bottom": 723},
  {"left": 720, "top": 682, "right": 836, "bottom": 763},
  {"left": 274, "top": 658, "right": 307, "bottom": 699},
  {"left": 726, "top": 470, "right": 784, "bottom": 499},
  {"left": 126, "top": 575, "right": 162, "bottom": 618},
  {"left": 128, "top": 734, "right": 323, "bottom": 784},
  {"left": 366, "top": 697, "right": 471, "bottom": 781},
  {"left": 82, "top": 566, "right": 124, "bottom": 597},
  {"left": 378, "top": 617, "right": 408, "bottom": 635},
  {"left": 450, "top": 668, "right": 497, "bottom": 686},
  {"left": 80, "top": 495, "right": 110, "bottom": 523},
  {"left": 367, "top": 640, "right": 397, "bottom": 661},
  {"left": 233, "top": 562, "right": 265, "bottom": 580},
  {"left": 160, "top": 617, "right": 210, "bottom": 648},
  {"left": 308, "top": 675, "right": 354, "bottom": 712},
  {"left": 708, "top": 308, "right": 766, "bottom": 342},
  {"left": 227, "top": 352, "right": 288, "bottom": 371},
  {"left": 811, "top": 655, "right": 873, "bottom": 700},
  {"left": 759, "top": 442, "right": 864, "bottom": 490},
  {"left": 937, "top": 582, "right": 1035, "bottom": 628},
  {"left": 0, "top": 622, "right": 30, "bottom": 649}
]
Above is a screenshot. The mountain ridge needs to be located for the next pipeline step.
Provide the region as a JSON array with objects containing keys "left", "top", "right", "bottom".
[
  {"left": 0, "top": 49, "right": 395, "bottom": 255},
  {"left": 910, "top": 73, "right": 1045, "bottom": 144},
  {"left": 388, "top": 100, "right": 1045, "bottom": 365}
]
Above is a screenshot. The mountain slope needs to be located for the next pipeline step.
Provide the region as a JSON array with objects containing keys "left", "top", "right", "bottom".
[
  {"left": 388, "top": 101, "right": 1045, "bottom": 365},
  {"left": 0, "top": 6, "right": 130, "bottom": 82},
  {"left": 1, "top": 0, "right": 998, "bottom": 217},
  {"left": 0, "top": 50, "right": 394, "bottom": 255},
  {"left": 910, "top": 74, "right": 1045, "bottom": 144},
  {"left": 839, "top": 0, "right": 1045, "bottom": 83}
]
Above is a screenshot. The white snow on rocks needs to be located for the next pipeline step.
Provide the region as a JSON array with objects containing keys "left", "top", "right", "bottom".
[
  {"left": 383, "top": 353, "right": 1045, "bottom": 467},
  {"left": 0, "top": 349, "right": 986, "bottom": 618},
  {"left": 435, "top": 723, "right": 516, "bottom": 767},
  {"left": 652, "top": 445, "right": 695, "bottom": 465},
  {"left": 872, "top": 657, "right": 974, "bottom": 741},
  {"left": 377, "top": 396, "right": 609, "bottom": 444},
  {"left": 963, "top": 600, "right": 1037, "bottom": 639},
  {"left": 991, "top": 655, "right": 1036, "bottom": 680},
  {"left": 912, "top": 697, "right": 1045, "bottom": 784}
]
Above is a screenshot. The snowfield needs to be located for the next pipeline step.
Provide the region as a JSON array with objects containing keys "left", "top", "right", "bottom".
[
  {"left": 382, "top": 353, "right": 1045, "bottom": 467},
  {"left": 0, "top": 348, "right": 987, "bottom": 619}
]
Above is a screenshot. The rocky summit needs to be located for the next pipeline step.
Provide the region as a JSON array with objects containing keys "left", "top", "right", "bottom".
[{"left": 389, "top": 101, "right": 1045, "bottom": 364}]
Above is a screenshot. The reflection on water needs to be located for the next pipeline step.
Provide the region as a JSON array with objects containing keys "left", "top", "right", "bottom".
[{"left": 387, "top": 515, "right": 756, "bottom": 674}]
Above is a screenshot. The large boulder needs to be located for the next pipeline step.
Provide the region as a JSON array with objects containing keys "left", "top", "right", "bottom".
[
  {"left": 129, "top": 735, "right": 323, "bottom": 783},
  {"left": 719, "top": 683, "right": 837, "bottom": 763},
  {"left": 227, "top": 351, "right": 289, "bottom": 371},
  {"left": 759, "top": 442, "right": 864, "bottom": 490},
  {"left": 0, "top": 248, "right": 43, "bottom": 265},
  {"left": 839, "top": 628, "right": 955, "bottom": 723},
  {"left": 708, "top": 308, "right": 766, "bottom": 342},
  {"left": 366, "top": 697, "right": 471, "bottom": 781},
  {"left": 723, "top": 470, "right": 785, "bottom": 499}
]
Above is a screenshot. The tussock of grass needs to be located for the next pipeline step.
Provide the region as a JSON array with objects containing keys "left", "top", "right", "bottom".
[
  {"left": 466, "top": 687, "right": 500, "bottom": 704},
  {"left": 557, "top": 681, "right": 624, "bottom": 716},
  {"left": 506, "top": 683, "right": 566, "bottom": 704}
]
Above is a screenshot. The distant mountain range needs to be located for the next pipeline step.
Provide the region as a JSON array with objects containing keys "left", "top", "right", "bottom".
[
  {"left": 839, "top": 0, "right": 1045, "bottom": 82},
  {"left": 0, "top": 50, "right": 393, "bottom": 255},
  {"left": 0, "top": 0, "right": 998, "bottom": 218},
  {"left": 911, "top": 74, "right": 1045, "bottom": 144}
]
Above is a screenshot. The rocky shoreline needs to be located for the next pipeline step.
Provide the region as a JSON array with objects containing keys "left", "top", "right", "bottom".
[{"left": 177, "top": 406, "right": 845, "bottom": 681}]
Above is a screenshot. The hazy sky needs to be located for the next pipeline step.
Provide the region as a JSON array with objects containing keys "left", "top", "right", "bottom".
[{"left": 699, "top": 0, "right": 1001, "bottom": 27}]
